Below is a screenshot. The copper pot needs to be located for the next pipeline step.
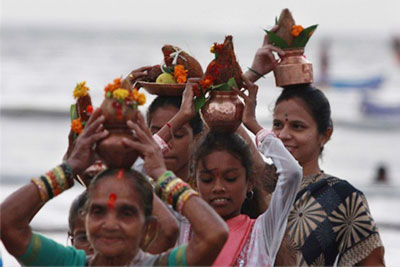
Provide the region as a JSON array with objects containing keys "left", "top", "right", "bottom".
[
  {"left": 96, "top": 98, "right": 140, "bottom": 169},
  {"left": 200, "top": 91, "right": 244, "bottom": 132},
  {"left": 273, "top": 48, "right": 313, "bottom": 87}
]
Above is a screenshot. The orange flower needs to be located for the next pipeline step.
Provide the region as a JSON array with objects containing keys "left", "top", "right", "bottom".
[
  {"left": 137, "top": 93, "right": 146, "bottom": 105},
  {"left": 71, "top": 118, "right": 83, "bottom": 134},
  {"left": 173, "top": 65, "right": 188, "bottom": 84},
  {"left": 104, "top": 77, "right": 122, "bottom": 96},
  {"left": 132, "top": 88, "right": 139, "bottom": 101},
  {"left": 291, "top": 25, "right": 304, "bottom": 37},
  {"left": 200, "top": 77, "right": 213, "bottom": 89}
]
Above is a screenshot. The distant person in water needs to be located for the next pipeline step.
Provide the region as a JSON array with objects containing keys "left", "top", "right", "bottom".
[
  {"left": 374, "top": 164, "right": 388, "bottom": 184},
  {"left": 392, "top": 37, "right": 400, "bottom": 65},
  {"left": 317, "top": 38, "right": 330, "bottom": 87}
]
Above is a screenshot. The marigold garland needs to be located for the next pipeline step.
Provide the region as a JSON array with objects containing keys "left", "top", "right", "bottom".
[
  {"left": 173, "top": 65, "right": 188, "bottom": 84},
  {"left": 73, "top": 81, "right": 89, "bottom": 99},
  {"left": 104, "top": 77, "right": 122, "bottom": 97},
  {"left": 113, "top": 88, "right": 130, "bottom": 101},
  {"left": 71, "top": 118, "right": 83, "bottom": 134},
  {"left": 104, "top": 78, "right": 146, "bottom": 107}
]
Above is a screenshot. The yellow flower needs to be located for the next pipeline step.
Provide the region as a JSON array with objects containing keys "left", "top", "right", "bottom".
[
  {"left": 210, "top": 45, "right": 215, "bottom": 54},
  {"left": 137, "top": 93, "right": 146, "bottom": 105},
  {"left": 173, "top": 65, "right": 188, "bottom": 84},
  {"left": 112, "top": 88, "right": 130, "bottom": 101},
  {"left": 73, "top": 81, "right": 89, "bottom": 99}
]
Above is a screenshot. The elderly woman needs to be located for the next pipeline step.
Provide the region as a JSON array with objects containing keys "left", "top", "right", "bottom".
[{"left": 0, "top": 108, "right": 228, "bottom": 266}]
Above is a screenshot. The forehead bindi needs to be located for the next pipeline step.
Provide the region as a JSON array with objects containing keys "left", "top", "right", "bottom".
[{"left": 275, "top": 99, "right": 313, "bottom": 122}]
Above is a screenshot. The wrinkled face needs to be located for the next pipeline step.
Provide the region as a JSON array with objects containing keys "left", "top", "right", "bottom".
[
  {"left": 272, "top": 98, "right": 323, "bottom": 168},
  {"left": 71, "top": 216, "right": 94, "bottom": 255},
  {"left": 196, "top": 150, "right": 248, "bottom": 220},
  {"left": 86, "top": 176, "right": 147, "bottom": 259},
  {"left": 149, "top": 105, "right": 194, "bottom": 177}
]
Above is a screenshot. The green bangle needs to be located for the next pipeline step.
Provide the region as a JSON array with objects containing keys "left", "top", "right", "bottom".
[{"left": 248, "top": 67, "right": 266, "bottom": 79}]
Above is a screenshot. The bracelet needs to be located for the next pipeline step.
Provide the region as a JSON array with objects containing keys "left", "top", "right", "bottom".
[
  {"left": 31, "top": 178, "right": 48, "bottom": 202},
  {"left": 247, "top": 67, "right": 266, "bottom": 79},
  {"left": 156, "top": 171, "right": 199, "bottom": 213},
  {"left": 153, "top": 134, "right": 170, "bottom": 154},
  {"left": 31, "top": 164, "right": 75, "bottom": 203}
]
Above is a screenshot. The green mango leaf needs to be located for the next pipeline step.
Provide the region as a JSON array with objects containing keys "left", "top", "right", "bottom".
[
  {"left": 292, "top": 24, "right": 318, "bottom": 48},
  {"left": 227, "top": 77, "right": 238, "bottom": 89},
  {"left": 70, "top": 104, "right": 77, "bottom": 122},
  {"left": 264, "top": 30, "right": 288, "bottom": 49},
  {"left": 211, "top": 83, "right": 225, "bottom": 90},
  {"left": 194, "top": 94, "right": 206, "bottom": 113}
]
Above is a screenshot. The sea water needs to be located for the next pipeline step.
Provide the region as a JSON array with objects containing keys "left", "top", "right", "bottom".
[{"left": 1, "top": 26, "right": 400, "bottom": 265}]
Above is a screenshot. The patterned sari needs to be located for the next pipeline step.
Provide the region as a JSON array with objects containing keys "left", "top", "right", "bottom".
[{"left": 287, "top": 173, "right": 383, "bottom": 265}]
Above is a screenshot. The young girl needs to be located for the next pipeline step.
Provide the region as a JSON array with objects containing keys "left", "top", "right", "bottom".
[
  {"left": 0, "top": 108, "right": 228, "bottom": 266},
  {"left": 165, "top": 75, "right": 303, "bottom": 266}
]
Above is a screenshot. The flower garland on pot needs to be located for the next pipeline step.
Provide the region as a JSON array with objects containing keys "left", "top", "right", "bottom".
[
  {"left": 70, "top": 81, "right": 93, "bottom": 138},
  {"left": 194, "top": 35, "right": 243, "bottom": 112},
  {"left": 195, "top": 36, "right": 245, "bottom": 132}
]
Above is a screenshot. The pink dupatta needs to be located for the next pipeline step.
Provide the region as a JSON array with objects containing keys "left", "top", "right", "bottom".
[{"left": 213, "top": 214, "right": 255, "bottom": 267}]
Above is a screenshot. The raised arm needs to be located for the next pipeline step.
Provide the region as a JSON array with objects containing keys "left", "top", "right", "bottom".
[
  {"left": 244, "top": 25, "right": 285, "bottom": 83},
  {"left": 237, "top": 75, "right": 302, "bottom": 261},
  {"left": 154, "top": 78, "right": 200, "bottom": 144},
  {"left": 122, "top": 113, "right": 228, "bottom": 266},
  {"left": 0, "top": 108, "right": 108, "bottom": 257}
]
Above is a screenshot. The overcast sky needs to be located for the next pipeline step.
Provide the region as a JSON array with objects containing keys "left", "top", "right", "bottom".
[{"left": 2, "top": 0, "right": 400, "bottom": 36}]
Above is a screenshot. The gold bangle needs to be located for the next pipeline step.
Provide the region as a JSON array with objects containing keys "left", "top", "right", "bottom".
[{"left": 31, "top": 178, "right": 48, "bottom": 202}]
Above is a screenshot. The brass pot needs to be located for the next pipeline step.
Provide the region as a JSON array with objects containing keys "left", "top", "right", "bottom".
[
  {"left": 96, "top": 98, "right": 140, "bottom": 169},
  {"left": 201, "top": 91, "right": 244, "bottom": 132},
  {"left": 273, "top": 48, "right": 313, "bottom": 87},
  {"left": 96, "top": 130, "right": 139, "bottom": 169}
]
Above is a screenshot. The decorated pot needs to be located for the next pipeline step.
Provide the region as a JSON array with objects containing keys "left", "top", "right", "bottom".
[
  {"left": 96, "top": 98, "right": 139, "bottom": 169},
  {"left": 201, "top": 91, "right": 244, "bottom": 133},
  {"left": 273, "top": 48, "right": 313, "bottom": 87}
]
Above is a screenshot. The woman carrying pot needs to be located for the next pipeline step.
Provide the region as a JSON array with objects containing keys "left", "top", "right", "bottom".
[
  {"left": 245, "top": 35, "right": 385, "bottom": 265},
  {"left": 0, "top": 108, "right": 228, "bottom": 266}
]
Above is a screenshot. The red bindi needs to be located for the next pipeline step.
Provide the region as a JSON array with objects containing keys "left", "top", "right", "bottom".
[
  {"left": 284, "top": 113, "right": 289, "bottom": 122},
  {"left": 108, "top": 193, "right": 117, "bottom": 209}
]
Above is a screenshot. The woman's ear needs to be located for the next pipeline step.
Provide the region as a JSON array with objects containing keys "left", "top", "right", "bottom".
[
  {"left": 320, "top": 127, "right": 333, "bottom": 147},
  {"left": 140, "top": 216, "right": 158, "bottom": 251}
]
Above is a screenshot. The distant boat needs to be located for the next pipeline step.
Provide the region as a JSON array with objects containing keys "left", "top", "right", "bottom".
[
  {"left": 361, "top": 95, "right": 400, "bottom": 117},
  {"left": 330, "top": 75, "right": 384, "bottom": 90}
]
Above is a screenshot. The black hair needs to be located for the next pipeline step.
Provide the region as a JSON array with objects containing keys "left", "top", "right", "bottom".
[
  {"left": 147, "top": 96, "right": 203, "bottom": 135},
  {"left": 190, "top": 132, "right": 262, "bottom": 218},
  {"left": 68, "top": 190, "right": 88, "bottom": 233},
  {"left": 275, "top": 84, "right": 333, "bottom": 135},
  {"left": 84, "top": 169, "right": 154, "bottom": 218}
]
